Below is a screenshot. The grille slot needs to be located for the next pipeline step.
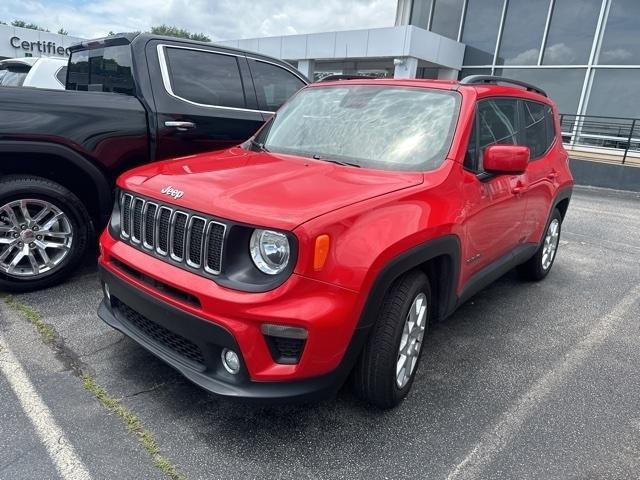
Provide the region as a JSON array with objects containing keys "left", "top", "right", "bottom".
[
  {"left": 121, "top": 194, "right": 132, "bottom": 237},
  {"left": 143, "top": 203, "right": 157, "bottom": 249},
  {"left": 171, "top": 212, "right": 188, "bottom": 260},
  {"left": 187, "top": 217, "right": 206, "bottom": 267},
  {"left": 119, "top": 193, "right": 226, "bottom": 278},
  {"left": 205, "top": 222, "right": 225, "bottom": 274},
  {"left": 264, "top": 336, "right": 306, "bottom": 365},
  {"left": 157, "top": 207, "right": 172, "bottom": 255},
  {"left": 131, "top": 198, "right": 144, "bottom": 243},
  {"left": 113, "top": 298, "right": 205, "bottom": 366}
]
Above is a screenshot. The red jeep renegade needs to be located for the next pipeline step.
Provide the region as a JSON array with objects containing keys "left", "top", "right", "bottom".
[{"left": 98, "top": 76, "right": 573, "bottom": 408}]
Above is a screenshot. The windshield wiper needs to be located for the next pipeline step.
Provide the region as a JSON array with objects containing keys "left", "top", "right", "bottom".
[
  {"left": 250, "top": 139, "right": 270, "bottom": 153},
  {"left": 312, "top": 154, "right": 361, "bottom": 168}
]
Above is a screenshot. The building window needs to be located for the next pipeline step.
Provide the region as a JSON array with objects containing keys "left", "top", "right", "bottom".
[
  {"left": 410, "top": 0, "right": 433, "bottom": 30},
  {"left": 494, "top": 68, "right": 586, "bottom": 114},
  {"left": 598, "top": 0, "right": 640, "bottom": 65},
  {"left": 430, "top": 0, "right": 464, "bottom": 40},
  {"left": 460, "top": 0, "right": 504, "bottom": 66},
  {"left": 586, "top": 69, "right": 640, "bottom": 118},
  {"left": 497, "top": 0, "right": 550, "bottom": 65},
  {"left": 542, "top": 0, "right": 601, "bottom": 65}
]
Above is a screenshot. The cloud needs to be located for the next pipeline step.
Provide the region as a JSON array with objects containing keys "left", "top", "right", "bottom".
[{"left": 0, "top": 0, "right": 396, "bottom": 40}]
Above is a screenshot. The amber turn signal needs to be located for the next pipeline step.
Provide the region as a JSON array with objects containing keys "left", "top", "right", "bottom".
[{"left": 314, "top": 234, "right": 330, "bottom": 271}]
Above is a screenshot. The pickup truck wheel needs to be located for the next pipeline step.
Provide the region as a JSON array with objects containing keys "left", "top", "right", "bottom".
[
  {"left": 0, "top": 176, "right": 90, "bottom": 292},
  {"left": 517, "top": 208, "right": 562, "bottom": 281},
  {"left": 353, "top": 270, "right": 431, "bottom": 409}
]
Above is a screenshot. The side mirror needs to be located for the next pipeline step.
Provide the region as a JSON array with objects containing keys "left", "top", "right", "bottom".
[{"left": 483, "top": 145, "right": 530, "bottom": 174}]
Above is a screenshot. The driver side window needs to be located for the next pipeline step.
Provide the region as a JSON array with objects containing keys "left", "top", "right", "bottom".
[{"left": 465, "top": 98, "right": 521, "bottom": 173}]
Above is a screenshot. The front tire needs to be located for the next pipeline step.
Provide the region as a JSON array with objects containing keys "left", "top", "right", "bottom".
[
  {"left": 517, "top": 208, "right": 562, "bottom": 281},
  {"left": 0, "top": 176, "right": 90, "bottom": 292},
  {"left": 353, "top": 270, "right": 431, "bottom": 409}
]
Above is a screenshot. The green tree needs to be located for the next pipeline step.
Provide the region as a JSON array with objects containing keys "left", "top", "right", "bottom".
[
  {"left": 150, "top": 24, "right": 210, "bottom": 42},
  {"left": 11, "top": 20, "right": 50, "bottom": 32},
  {"left": 57, "top": 28, "right": 68, "bottom": 35}
]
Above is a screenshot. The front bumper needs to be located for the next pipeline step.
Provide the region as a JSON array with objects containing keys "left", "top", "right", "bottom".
[{"left": 99, "top": 265, "right": 358, "bottom": 401}]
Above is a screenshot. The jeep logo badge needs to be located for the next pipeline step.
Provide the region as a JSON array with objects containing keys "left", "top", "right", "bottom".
[{"left": 161, "top": 186, "right": 184, "bottom": 199}]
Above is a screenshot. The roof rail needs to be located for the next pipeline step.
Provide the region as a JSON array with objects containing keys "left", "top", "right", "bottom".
[
  {"left": 460, "top": 75, "right": 547, "bottom": 97},
  {"left": 317, "top": 74, "right": 376, "bottom": 82}
]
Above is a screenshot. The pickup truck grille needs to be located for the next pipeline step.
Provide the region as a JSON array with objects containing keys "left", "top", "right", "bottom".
[{"left": 120, "top": 193, "right": 226, "bottom": 275}]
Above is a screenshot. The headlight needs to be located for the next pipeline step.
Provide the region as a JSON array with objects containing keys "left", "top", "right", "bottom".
[{"left": 250, "top": 229, "right": 290, "bottom": 275}]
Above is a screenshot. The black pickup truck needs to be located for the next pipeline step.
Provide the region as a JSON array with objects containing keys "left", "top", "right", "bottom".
[{"left": 0, "top": 32, "right": 307, "bottom": 292}]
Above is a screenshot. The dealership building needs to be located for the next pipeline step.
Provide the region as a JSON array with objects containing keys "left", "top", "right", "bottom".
[
  {"left": 0, "top": 23, "right": 83, "bottom": 61},
  {"left": 218, "top": 0, "right": 640, "bottom": 119}
]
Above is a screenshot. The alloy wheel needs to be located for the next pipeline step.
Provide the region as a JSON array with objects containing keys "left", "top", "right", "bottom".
[
  {"left": 541, "top": 218, "right": 560, "bottom": 271},
  {"left": 396, "top": 292, "right": 428, "bottom": 388},
  {"left": 0, "top": 199, "right": 73, "bottom": 278}
]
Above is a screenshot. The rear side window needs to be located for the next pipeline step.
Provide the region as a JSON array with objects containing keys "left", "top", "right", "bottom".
[
  {"left": 55, "top": 66, "right": 67, "bottom": 87},
  {"left": 466, "top": 98, "right": 520, "bottom": 172},
  {"left": 67, "top": 45, "right": 134, "bottom": 95},
  {"left": 524, "top": 101, "right": 554, "bottom": 159},
  {"left": 165, "top": 48, "right": 246, "bottom": 108},
  {"left": 248, "top": 59, "right": 305, "bottom": 111},
  {"left": 0, "top": 64, "right": 30, "bottom": 87}
]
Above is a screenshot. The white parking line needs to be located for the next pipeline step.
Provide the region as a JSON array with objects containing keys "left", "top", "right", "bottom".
[
  {"left": 0, "top": 334, "right": 92, "bottom": 480},
  {"left": 446, "top": 284, "right": 640, "bottom": 480}
]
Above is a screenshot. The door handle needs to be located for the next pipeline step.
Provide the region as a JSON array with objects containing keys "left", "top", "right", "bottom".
[
  {"left": 512, "top": 182, "right": 527, "bottom": 195},
  {"left": 547, "top": 170, "right": 559, "bottom": 180},
  {"left": 164, "top": 121, "right": 196, "bottom": 131}
]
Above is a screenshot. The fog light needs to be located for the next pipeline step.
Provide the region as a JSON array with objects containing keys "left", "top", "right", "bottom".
[{"left": 221, "top": 348, "right": 240, "bottom": 374}]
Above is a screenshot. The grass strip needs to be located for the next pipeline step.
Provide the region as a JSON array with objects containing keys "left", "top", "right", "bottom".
[{"left": 2, "top": 294, "right": 186, "bottom": 480}]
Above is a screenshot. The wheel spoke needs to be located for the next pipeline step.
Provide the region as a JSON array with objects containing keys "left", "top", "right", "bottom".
[
  {"left": 27, "top": 252, "right": 40, "bottom": 275},
  {"left": 19, "top": 200, "right": 33, "bottom": 225},
  {"left": 41, "top": 212, "right": 64, "bottom": 231},
  {"left": 32, "top": 205, "right": 52, "bottom": 226},
  {"left": 2, "top": 206, "right": 20, "bottom": 229},
  {"left": 0, "top": 225, "right": 14, "bottom": 233},
  {"left": 0, "top": 245, "right": 15, "bottom": 262}
]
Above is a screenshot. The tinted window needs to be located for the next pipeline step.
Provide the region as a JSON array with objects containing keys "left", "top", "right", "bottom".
[
  {"left": 598, "top": 0, "right": 640, "bottom": 64},
  {"left": 248, "top": 59, "right": 305, "bottom": 111},
  {"left": 494, "top": 68, "right": 586, "bottom": 114},
  {"left": 542, "top": 0, "right": 601, "bottom": 65},
  {"left": 497, "top": 0, "right": 550, "bottom": 65},
  {"left": 524, "top": 101, "right": 553, "bottom": 159},
  {"left": 410, "top": 0, "right": 433, "bottom": 29},
  {"left": 165, "top": 48, "right": 245, "bottom": 108},
  {"left": 67, "top": 45, "right": 134, "bottom": 94},
  {"left": 258, "top": 86, "right": 461, "bottom": 171},
  {"left": 586, "top": 69, "right": 640, "bottom": 118},
  {"left": 55, "top": 66, "right": 67, "bottom": 86},
  {"left": 464, "top": 121, "right": 480, "bottom": 171},
  {"left": 0, "top": 64, "right": 30, "bottom": 86},
  {"left": 460, "top": 0, "right": 503, "bottom": 65},
  {"left": 475, "top": 99, "right": 520, "bottom": 171},
  {"left": 430, "top": 0, "right": 464, "bottom": 39}
]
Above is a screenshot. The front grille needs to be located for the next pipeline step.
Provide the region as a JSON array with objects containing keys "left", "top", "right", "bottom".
[
  {"left": 119, "top": 192, "right": 226, "bottom": 276},
  {"left": 113, "top": 297, "right": 205, "bottom": 366}
]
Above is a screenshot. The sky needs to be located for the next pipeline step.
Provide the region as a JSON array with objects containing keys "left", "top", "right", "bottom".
[{"left": 0, "top": 0, "right": 397, "bottom": 40}]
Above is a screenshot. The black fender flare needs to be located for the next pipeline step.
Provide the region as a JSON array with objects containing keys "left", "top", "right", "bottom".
[
  {"left": 333, "top": 235, "right": 461, "bottom": 384},
  {"left": 0, "top": 141, "right": 112, "bottom": 220}
]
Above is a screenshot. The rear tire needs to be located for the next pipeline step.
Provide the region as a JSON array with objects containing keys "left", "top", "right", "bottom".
[
  {"left": 0, "top": 175, "right": 90, "bottom": 292},
  {"left": 517, "top": 208, "right": 562, "bottom": 281},
  {"left": 352, "top": 270, "right": 431, "bottom": 409}
]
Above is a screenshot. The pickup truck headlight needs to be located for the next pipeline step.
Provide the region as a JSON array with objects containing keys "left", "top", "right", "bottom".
[{"left": 250, "top": 229, "right": 290, "bottom": 275}]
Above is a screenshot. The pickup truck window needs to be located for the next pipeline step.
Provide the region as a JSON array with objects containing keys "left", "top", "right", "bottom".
[
  {"left": 247, "top": 59, "right": 306, "bottom": 111},
  {"left": 67, "top": 45, "right": 134, "bottom": 95},
  {"left": 0, "top": 64, "right": 30, "bottom": 87},
  {"left": 164, "top": 47, "right": 246, "bottom": 109}
]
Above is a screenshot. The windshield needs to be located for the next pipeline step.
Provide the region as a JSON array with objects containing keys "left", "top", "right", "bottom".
[
  {"left": 0, "top": 64, "right": 30, "bottom": 87},
  {"left": 66, "top": 45, "right": 134, "bottom": 95},
  {"left": 257, "top": 85, "right": 460, "bottom": 171}
]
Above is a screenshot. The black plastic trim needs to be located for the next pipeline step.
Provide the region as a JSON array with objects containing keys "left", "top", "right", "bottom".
[
  {"left": 0, "top": 140, "right": 112, "bottom": 221},
  {"left": 98, "top": 265, "right": 343, "bottom": 402}
]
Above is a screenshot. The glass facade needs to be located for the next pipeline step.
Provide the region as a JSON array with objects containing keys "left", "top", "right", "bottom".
[{"left": 408, "top": 0, "right": 640, "bottom": 117}]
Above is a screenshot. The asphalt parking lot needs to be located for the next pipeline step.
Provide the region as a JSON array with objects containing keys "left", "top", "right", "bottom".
[{"left": 1, "top": 185, "right": 639, "bottom": 480}]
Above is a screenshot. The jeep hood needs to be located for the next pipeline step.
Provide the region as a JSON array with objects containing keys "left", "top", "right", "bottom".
[{"left": 118, "top": 147, "right": 424, "bottom": 230}]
